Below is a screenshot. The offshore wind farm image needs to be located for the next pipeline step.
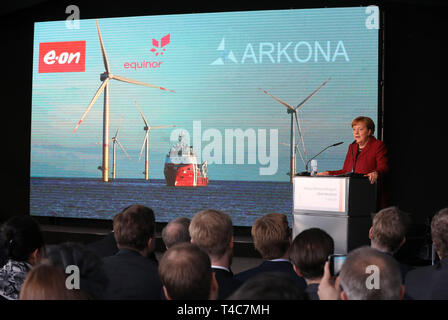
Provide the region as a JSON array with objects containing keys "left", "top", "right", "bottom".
[{"left": 30, "top": 8, "right": 379, "bottom": 225}]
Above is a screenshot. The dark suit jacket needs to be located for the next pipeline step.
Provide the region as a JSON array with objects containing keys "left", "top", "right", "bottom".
[
  {"left": 235, "top": 260, "right": 306, "bottom": 290},
  {"left": 212, "top": 267, "right": 242, "bottom": 300},
  {"left": 87, "top": 231, "right": 118, "bottom": 258},
  {"left": 304, "top": 283, "right": 319, "bottom": 300},
  {"left": 328, "top": 136, "right": 388, "bottom": 175},
  {"left": 404, "top": 258, "right": 448, "bottom": 300},
  {"left": 102, "top": 248, "right": 162, "bottom": 300}
]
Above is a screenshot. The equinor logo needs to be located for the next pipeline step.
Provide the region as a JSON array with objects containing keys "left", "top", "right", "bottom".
[
  {"left": 211, "top": 37, "right": 350, "bottom": 65},
  {"left": 123, "top": 33, "right": 170, "bottom": 70}
]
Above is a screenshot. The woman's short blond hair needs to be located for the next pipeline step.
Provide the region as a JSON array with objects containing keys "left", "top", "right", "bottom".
[{"left": 351, "top": 116, "right": 375, "bottom": 136}]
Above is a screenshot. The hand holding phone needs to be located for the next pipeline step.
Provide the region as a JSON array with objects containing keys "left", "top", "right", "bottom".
[
  {"left": 318, "top": 261, "right": 342, "bottom": 300},
  {"left": 328, "top": 254, "right": 347, "bottom": 276}
]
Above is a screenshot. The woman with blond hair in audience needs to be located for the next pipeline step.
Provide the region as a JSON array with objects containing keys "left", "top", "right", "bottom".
[{"left": 20, "top": 264, "right": 87, "bottom": 300}]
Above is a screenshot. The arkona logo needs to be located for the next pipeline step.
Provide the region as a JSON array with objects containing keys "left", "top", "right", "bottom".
[{"left": 211, "top": 38, "right": 350, "bottom": 65}]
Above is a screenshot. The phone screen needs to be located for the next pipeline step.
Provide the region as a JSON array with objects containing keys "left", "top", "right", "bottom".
[{"left": 330, "top": 255, "right": 347, "bottom": 276}]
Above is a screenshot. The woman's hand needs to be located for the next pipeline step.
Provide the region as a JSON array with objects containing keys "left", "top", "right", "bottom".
[{"left": 365, "top": 171, "right": 378, "bottom": 184}]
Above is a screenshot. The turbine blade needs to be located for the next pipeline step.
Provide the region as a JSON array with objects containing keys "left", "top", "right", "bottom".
[
  {"left": 139, "top": 133, "right": 148, "bottom": 161},
  {"left": 73, "top": 79, "right": 109, "bottom": 133},
  {"left": 112, "top": 74, "right": 175, "bottom": 93},
  {"left": 113, "top": 115, "right": 124, "bottom": 138},
  {"left": 134, "top": 99, "right": 149, "bottom": 128},
  {"left": 96, "top": 20, "right": 110, "bottom": 73},
  {"left": 258, "top": 88, "right": 295, "bottom": 111},
  {"left": 150, "top": 125, "right": 176, "bottom": 129},
  {"left": 295, "top": 78, "right": 331, "bottom": 111},
  {"left": 116, "top": 139, "right": 132, "bottom": 160}
]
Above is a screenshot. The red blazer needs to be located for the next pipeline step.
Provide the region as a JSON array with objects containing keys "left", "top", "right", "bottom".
[{"left": 328, "top": 136, "right": 388, "bottom": 176}]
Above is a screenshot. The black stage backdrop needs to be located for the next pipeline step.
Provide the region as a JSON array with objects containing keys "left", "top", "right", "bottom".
[{"left": 0, "top": 1, "right": 447, "bottom": 254}]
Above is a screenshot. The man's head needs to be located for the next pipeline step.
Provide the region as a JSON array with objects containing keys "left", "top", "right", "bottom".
[
  {"left": 369, "top": 206, "right": 410, "bottom": 254},
  {"left": 431, "top": 208, "right": 448, "bottom": 259},
  {"left": 158, "top": 242, "right": 218, "bottom": 300},
  {"left": 189, "top": 209, "right": 233, "bottom": 261},
  {"left": 339, "top": 246, "right": 404, "bottom": 300},
  {"left": 251, "top": 213, "right": 291, "bottom": 260},
  {"left": 162, "top": 217, "right": 191, "bottom": 249},
  {"left": 113, "top": 205, "right": 155, "bottom": 253},
  {"left": 289, "top": 228, "right": 334, "bottom": 281}
]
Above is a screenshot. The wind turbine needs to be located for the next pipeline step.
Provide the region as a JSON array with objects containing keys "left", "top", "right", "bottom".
[
  {"left": 111, "top": 117, "right": 132, "bottom": 180},
  {"left": 260, "top": 78, "right": 331, "bottom": 182},
  {"left": 134, "top": 99, "right": 176, "bottom": 180},
  {"left": 73, "top": 20, "right": 174, "bottom": 182}
]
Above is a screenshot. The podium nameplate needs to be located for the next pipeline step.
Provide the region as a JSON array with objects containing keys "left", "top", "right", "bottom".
[{"left": 293, "top": 176, "right": 348, "bottom": 214}]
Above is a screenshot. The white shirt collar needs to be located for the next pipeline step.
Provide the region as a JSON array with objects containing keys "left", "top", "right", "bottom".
[
  {"left": 211, "top": 265, "right": 230, "bottom": 272},
  {"left": 268, "top": 258, "right": 291, "bottom": 263}
]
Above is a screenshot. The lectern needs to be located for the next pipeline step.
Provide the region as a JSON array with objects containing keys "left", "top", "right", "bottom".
[{"left": 292, "top": 176, "right": 377, "bottom": 254}]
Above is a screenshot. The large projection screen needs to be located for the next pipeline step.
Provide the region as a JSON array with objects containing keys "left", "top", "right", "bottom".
[{"left": 30, "top": 7, "right": 380, "bottom": 226}]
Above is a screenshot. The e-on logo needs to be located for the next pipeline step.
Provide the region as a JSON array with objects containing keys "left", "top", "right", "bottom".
[{"left": 39, "top": 41, "right": 86, "bottom": 73}]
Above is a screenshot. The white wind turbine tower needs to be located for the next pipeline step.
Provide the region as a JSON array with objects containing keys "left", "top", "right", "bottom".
[
  {"left": 73, "top": 20, "right": 175, "bottom": 182},
  {"left": 260, "top": 78, "right": 331, "bottom": 183},
  {"left": 134, "top": 99, "right": 176, "bottom": 181},
  {"left": 111, "top": 117, "right": 132, "bottom": 180}
]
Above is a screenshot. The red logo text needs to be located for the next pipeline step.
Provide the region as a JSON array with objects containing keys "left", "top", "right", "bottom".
[{"left": 39, "top": 41, "right": 86, "bottom": 73}]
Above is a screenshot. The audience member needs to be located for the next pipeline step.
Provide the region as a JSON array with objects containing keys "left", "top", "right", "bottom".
[
  {"left": 189, "top": 209, "right": 241, "bottom": 299},
  {"left": 405, "top": 208, "right": 448, "bottom": 299},
  {"left": 369, "top": 206, "right": 413, "bottom": 282},
  {"left": 19, "top": 264, "right": 87, "bottom": 300},
  {"left": 4, "top": 204, "right": 444, "bottom": 301},
  {"left": 41, "top": 242, "right": 108, "bottom": 300},
  {"left": 162, "top": 217, "right": 191, "bottom": 249},
  {"left": 289, "top": 228, "right": 334, "bottom": 300},
  {"left": 227, "top": 272, "right": 306, "bottom": 300},
  {"left": 101, "top": 204, "right": 162, "bottom": 299},
  {"left": 235, "top": 213, "right": 306, "bottom": 290},
  {"left": 159, "top": 242, "right": 218, "bottom": 300},
  {"left": 86, "top": 231, "right": 118, "bottom": 258},
  {"left": 0, "top": 242, "right": 7, "bottom": 269},
  {"left": 318, "top": 246, "right": 404, "bottom": 300},
  {"left": 0, "top": 216, "right": 45, "bottom": 300}
]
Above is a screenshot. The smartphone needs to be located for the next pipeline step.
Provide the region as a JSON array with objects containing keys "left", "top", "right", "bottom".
[{"left": 328, "top": 254, "right": 347, "bottom": 276}]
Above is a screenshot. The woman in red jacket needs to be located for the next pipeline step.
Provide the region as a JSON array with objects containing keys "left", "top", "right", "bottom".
[{"left": 318, "top": 116, "right": 388, "bottom": 184}]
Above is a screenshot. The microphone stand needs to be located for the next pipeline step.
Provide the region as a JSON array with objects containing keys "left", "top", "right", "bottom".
[{"left": 296, "top": 142, "right": 343, "bottom": 176}]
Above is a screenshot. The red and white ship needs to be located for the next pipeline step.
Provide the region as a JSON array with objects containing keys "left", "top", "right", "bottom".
[{"left": 164, "top": 133, "right": 209, "bottom": 187}]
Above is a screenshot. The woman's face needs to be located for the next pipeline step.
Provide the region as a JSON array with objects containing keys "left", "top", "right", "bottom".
[{"left": 352, "top": 122, "right": 371, "bottom": 145}]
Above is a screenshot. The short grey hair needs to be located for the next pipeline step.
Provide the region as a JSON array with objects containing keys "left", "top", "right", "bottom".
[
  {"left": 162, "top": 217, "right": 191, "bottom": 248},
  {"left": 431, "top": 208, "right": 448, "bottom": 259},
  {"left": 339, "top": 246, "right": 402, "bottom": 300}
]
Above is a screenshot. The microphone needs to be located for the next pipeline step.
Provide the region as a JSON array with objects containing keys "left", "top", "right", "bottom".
[
  {"left": 351, "top": 140, "right": 356, "bottom": 173},
  {"left": 296, "top": 142, "right": 344, "bottom": 176}
]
